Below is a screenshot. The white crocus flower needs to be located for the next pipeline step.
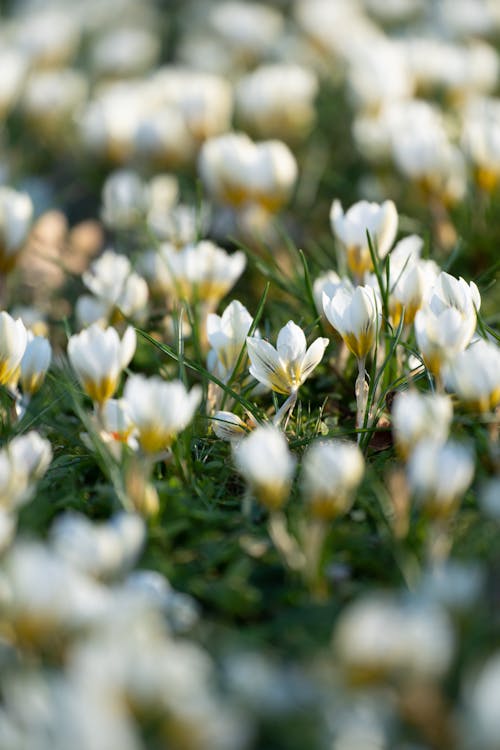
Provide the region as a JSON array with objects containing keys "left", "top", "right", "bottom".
[
  {"left": 9, "top": 432, "right": 52, "bottom": 483},
  {"left": 233, "top": 424, "right": 295, "bottom": 511},
  {"left": 0, "top": 311, "right": 28, "bottom": 387},
  {"left": 68, "top": 324, "right": 136, "bottom": 406},
  {"left": 323, "top": 286, "right": 380, "bottom": 432},
  {"left": 387, "top": 235, "right": 439, "bottom": 327},
  {"left": 0, "top": 187, "right": 33, "bottom": 273},
  {"left": 123, "top": 375, "right": 202, "bottom": 454},
  {"left": 20, "top": 335, "right": 51, "bottom": 397},
  {"left": 207, "top": 300, "right": 254, "bottom": 377},
  {"left": 415, "top": 272, "right": 481, "bottom": 379},
  {"left": 301, "top": 440, "right": 364, "bottom": 520},
  {"left": 247, "top": 321, "right": 328, "bottom": 397},
  {"left": 407, "top": 440, "right": 474, "bottom": 518},
  {"left": 392, "top": 391, "right": 453, "bottom": 458},
  {"left": 322, "top": 285, "right": 380, "bottom": 361},
  {"left": 158, "top": 240, "right": 246, "bottom": 310},
  {"left": 444, "top": 339, "right": 500, "bottom": 413},
  {"left": 77, "top": 249, "right": 148, "bottom": 327},
  {"left": 199, "top": 132, "right": 298, "bottom": 212},
  {"left": 330, "top": 199, "right": 398, "bottom": 279}
]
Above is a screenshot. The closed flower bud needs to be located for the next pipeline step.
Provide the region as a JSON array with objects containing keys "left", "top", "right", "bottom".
[
  {"left": 212, "top": 411, "right": 250, "bottom": 443},
  {"left": 301, "top": 440, "right": 364, "bottom": 520},
  {"left": 247, "top": 320, "right": 328, "bottom": 396},
  {"left": 322, "top": 285, "right": 380, "bottom": 361},
  {"left": 20, "top": 335, "right": 51, "bottom": 396},
  {"left": 234, "top": 424, "right": 295, "bottom": 511},
  {"left": 0, "top": 312, "right": 28, "bottom": 387},
  {"left": 68, "top": 324, "right": 136, "bottom": 406}
]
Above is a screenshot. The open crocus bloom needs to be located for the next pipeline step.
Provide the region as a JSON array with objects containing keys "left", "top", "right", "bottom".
[{"left": 246, "top": 320, "right": 328, "bottom": 395}]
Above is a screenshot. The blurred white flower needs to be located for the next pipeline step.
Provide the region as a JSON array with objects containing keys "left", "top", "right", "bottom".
[
  {"left": 90, "top": 27, "right": 160, "bottom": 78},
  {"left": 234, "top": 424, "right": 295, "bottom": 510},
  {"left": 77, "top": 249, "right": 148, "bottom": 327},
  {"left": 20, "top": 68, "right": 88, "bottom": 136},
  {"left": 462, "top": 96, "right": 500, "bottom": 191},
  {"left": 444, "top": 339, "right": 500, "bottom": 413},
  {"left": 68, "top": 324, "right": 136, "bottom": 406},
  {"left": 209, "top": 1, "right": 284, "bottom": 59},
  {"left": 51, "top": 512, "right": 145, "bottom": 580},
  {"left": 392, "top": 391, "right": 453, "bottom": 458},
  {"left": 199, "top": 132, "right": 298, "bottom": 212},
  {"left": 123, "top": 375, "right": 202, "bottom": 453},
  {"left": 236, "top": 63, "right": 318, "bottom": 141},
  {"left": 334, "top": 592, "right": 455, "bottom": 681},
  {"left": 155, "top": 240, "right": 246, "bottom": 309},
  {"left": 247, "top": 320, "right": 328, "bottom": 396},
  {"left": 9, "top": 432, "right": 52, "bottom": 483},
  {"left": 407, "top": 440, "right": 474, "bottom": 516},
  {"left": 101, "top": 169, "right": 148, "bottom": 230},
  {"left": 301, "top": 440, "right": 364, "bottom": 520},
  {"left": 0, "top": 187, "right": 33, "bottom": 273},
  {"left": 330, "top": 199, "right": 398, "bottom": 278}
]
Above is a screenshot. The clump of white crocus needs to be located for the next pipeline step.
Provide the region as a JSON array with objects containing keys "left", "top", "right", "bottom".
[
  {"left": 407, "top": 440, "right": 474, "bottom": 518},
  {"left": 247, "top": 320, "right": 328, "bottom": 425},
  {"left": 330, "top": 199, "right": 398, "bottom": 279},
  {"left": 233, "top": 424, "right": 295, "bottom": 511},
  {"left": 68, "top": 324, "right": 136, "bottom": 407},
  {"left": 235, "top": 63, "right": 318, "bottom": 142},
  {"left": 207, "top": 300, "right": 254, "bottom": 380},
  {"left": 76, "top": 249, "right": 149, "bottom": 328},
  {"left": 123, "top": 375, "right": 202, "bottom": 454},
  {"left": 392, "top": 391, "right": 453, "bottom": 458},
  {"left": 199, "top": 132, "right": 298, "bottom": 213},
  {"left": 20, "top": 334, "right": 51, "bottom": 398},
  {"left": 0, "top": 311, "right": 28, "bottom": 388},
  {"left": 323, "top": 285, "right": 380, "bottom": 432},
  {"left": 414, "top": 272, "right": 481, "bottom": 380},
  {"left": 334, "top": 593, "right": 454, "bottom": 682},
  {"left": 0, "top": 187, "right": 34, "bottom": 274},
  {"left": 444, "top": 339, "right": 500, "bottom": 414},
  {"left": 156, "top": 241, "right": 246, "bottom": 312},
  {"left": 301, "top": 440, "right": 364, "bottom": 521}
]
